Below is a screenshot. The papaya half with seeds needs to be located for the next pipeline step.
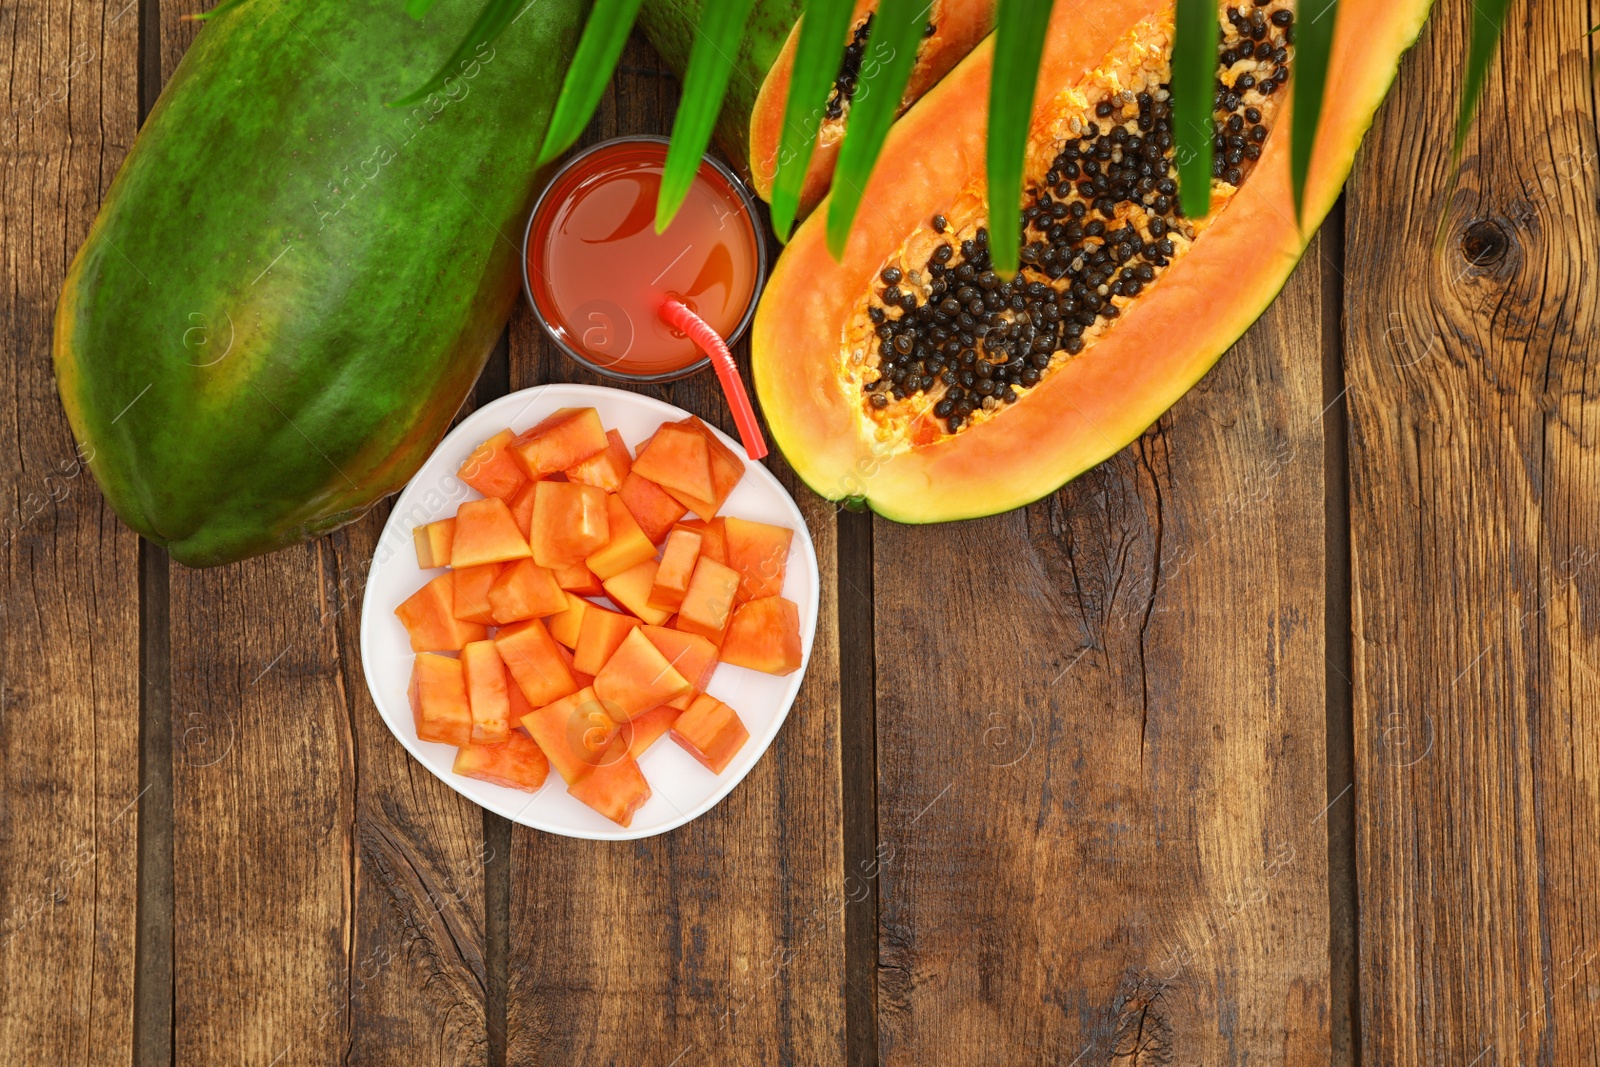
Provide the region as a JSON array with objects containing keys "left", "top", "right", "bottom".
[
  {"left": 53, "top": 0, "right": 584, "bottom": 566},
  {"left": 640, "top": 0, "right": 996, "bottom": 217},
  {"left": 753, "top": 0, "right": 1431, "bottom": 522}
]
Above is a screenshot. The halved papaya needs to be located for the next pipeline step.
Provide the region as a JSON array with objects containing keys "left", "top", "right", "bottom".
[{"left": 753, "top": 0, "right": 1428, "bottom": 521}]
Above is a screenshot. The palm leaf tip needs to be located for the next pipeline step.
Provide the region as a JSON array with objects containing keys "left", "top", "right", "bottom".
[
  {"left": 770, "top": 0, "right": 858, "bottom": 240},
  {"left": 825, "top": 0, "right": 928, "bottom": 259},
  {"left": 656, "top": 0, "right": 761, "bottom": 232},
  {"left": 1171, "top": 0, "right": 1218, "bottom": 219},
  {"left": 1289, "top": 0, "right": 1339, "bottom": 222},
  {"left": 986, "top": 0, "right": 1056, "bottom": 278},
  {"left": 538, "top": 0, "right": 647, "bottom": 166}
]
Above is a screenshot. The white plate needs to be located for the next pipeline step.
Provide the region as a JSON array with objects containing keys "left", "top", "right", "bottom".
[{"left": 359, "top": 384, "right": 819, "bottom": 840}]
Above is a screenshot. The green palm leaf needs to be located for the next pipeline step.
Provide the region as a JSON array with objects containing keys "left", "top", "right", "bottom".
[
  {"left": 985, "top": 0, "right": 1055, "bottom": 278},
  {"left": 826, "top": 0, "right": 927, "bottom": 258},
  {"left": 1171, "top": 0, "right": 1218, "bottom": 219},
  {"left": 769, "top": 0, "right": 857, "bottom": 240},
  {"left": 391, "top": 0, "right": 523, "bottom": 107},
  {"left": 539, "top": 0, "right": 648, "bottom": 165},
  {"left": 657, "top": 0, "right": 760, "bottom": 232},
  {"left": 1289, "top": 0, "right": 1338, "bottom": 221}
]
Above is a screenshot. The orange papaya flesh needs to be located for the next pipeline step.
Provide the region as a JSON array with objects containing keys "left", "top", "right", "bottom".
[
  {"left": 748, "top": 0, "right": 998, "bottom": 218},
  {"left": 753, "top": 0, "right": 1429, "bottom": 523}
]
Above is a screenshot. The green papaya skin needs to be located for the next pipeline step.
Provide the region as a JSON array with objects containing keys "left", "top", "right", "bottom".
[
  {"left": 54, "top": 0, "right": 586, "bottom": 566},
  {"left": 637, "top": 0, "right": 805, "bottom": 169}
]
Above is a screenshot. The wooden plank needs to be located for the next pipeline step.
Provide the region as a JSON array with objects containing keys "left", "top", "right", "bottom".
[
  {"left": 1345, "top": 0, "right": 1600, "bottom": 1060},
  {"left": 870, "top": 237, "right": 1334, "bottom": 1060},
  {"left": 503, "top": 40, "right": 848, "bottom": 1065},
  {"left": 0, "top": 1, "right": 143, "bottom": 1062},
  {"left": 158, "top": 5, "right": 490, "bottom": 1063}
]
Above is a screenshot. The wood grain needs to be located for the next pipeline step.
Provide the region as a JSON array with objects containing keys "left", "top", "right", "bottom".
[
  {"left": 502, "top": 40, "right": 848, "bottom": 1066},
  {"left": 159, "top": 5, "right": 492, "bottom": 1064},
  {"left": 1344, "top": 0, "right": 1600, "bottom": 1061},
  {"left": 0, "top": 1, "right": 143, "bottom": 1062},
  {"left": 869, "top": 236, "right": 1335, "bottom": 1062}
]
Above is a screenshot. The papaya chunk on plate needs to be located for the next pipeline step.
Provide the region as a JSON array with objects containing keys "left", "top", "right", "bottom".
[
  {"left": 530, "top": 481, "right": 609, "bottom": 568},
  {"left": 410, "top": 652, "right": 474, "bottom": 747},
  {"left": 412, "top": 518, "right": 455, "bottom": 568},
  {"left": 648, "top": 527, "right": 701, "bottom": 612},
  {"left": 720, "top": 595, "right": 803, "bottom": 676},
  {"left": 593, "top": 628, "right": 690, "bottom": 722},
  {"left": 495, "top": 618, "right": 579, "bottom": 709},
  {"left": 675, "top": 517, "right": 726, "bottom": 564},
  {"left": 487, "top": 558, "right": 567, "bottom": 624},
  {"left": 397, "top": 574, "right": 488, "bottom": 652},
  {"left": 452, "top": 729, "right": 549, "bottom": 793},
  {"left": 451, "top": 563, "right": 503, "bottom": 625},
  {"left": 640, "top": 625, "right": 719, "bottom": 711},
  {"left": 586, "top": 494, "right": 657, "bottom": 580},
  {"left": 511, "top": 407, "right": 608, "bottom": 479},
  {"left": 565, "top": 429, "right": 632, "bottom": 492},
  {"left": 461, "top": 640, "right": 512, "bottom": 744},
  {"left": 631, "top": 423, "right": 714, "bottom": 502},
  {"left": 572, "top": 604, "right": 642, "bottom": 676},
  {"left": 618, "top": 472, "right": 688, "bottom": 545},
  {"left": 601, "top": 560, "right": 672, "bottom": 626},
  {"left": 624, "top": 704, "right": 681, "bottom": 759},
  {"left": 566, "top": 742, "right": 652, "bottom": 827},
  {"left": 458, "top": 429, "right": 528, "bottom": 501},
  {"left": 671, "top": 693, "right": 750, "bottom": 775},
  {"left": 661, "top": 417, "right": 744, "bottom": 519},
  {"left": 452, "top": 498, "right": 533, "bottom": 567},
  {"left": 674, "top": 557, "right": 740, "bottom": 645},
  {"left": 724, "top": 517, "right": 793, "bottom": 601},
  {"left": 546, "top": 592, "right": 590, "bottom": 649},
  {"left": 521, "top": 686, "right": 623, "bottom": 785}
]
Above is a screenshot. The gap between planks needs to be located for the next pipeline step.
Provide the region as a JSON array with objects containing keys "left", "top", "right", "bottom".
[
  {"left": 1320, "top": 198, "right": 1360, "bottom": 1066},
  {"left": 133, "top": 3, "right": 175, "bottom": 1065}
]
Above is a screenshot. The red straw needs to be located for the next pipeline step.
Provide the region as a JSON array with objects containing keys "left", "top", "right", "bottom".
[{"left": 658, "top": 297, "right": 768, "bottom": 460}]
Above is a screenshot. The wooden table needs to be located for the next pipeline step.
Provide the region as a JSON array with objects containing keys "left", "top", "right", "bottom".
[{"left": 4, "top": 2, "right": 1597, "bottom": 1063}]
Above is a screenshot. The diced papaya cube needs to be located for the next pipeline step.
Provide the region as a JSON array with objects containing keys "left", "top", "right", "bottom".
[
  {"left": 640, "top": 625, "right": 719, "bottom": 711},
  {"left": 593, "top": 628, "right": 690, "bottom": 721},
  {"left": 452, "top": 729, "right": 549, "bottom": 792},
  {"left": 720, "top": 595, "right": 804, "bottom": 676},
  {"left": 461, "top": 640, "right": 512, "bottom": 744},
  {"left": 530, "top": 481, "right": 609, "bottom": 568},
  {"left": 452, "top": 498, "right": 533, "bottom": 567},
  {"left": 649, "top": 527, "right": 701, "bottom": 612},
  {"left": 511, "top": 407, "right": 609, "bottom": 479},
  {"left": 586, "top": 495, "right": 657, "bottom": 580},
  {"left": 451, "top": 563, "right": 503, "bottom": 625},
  {"left": 670, "top": 693, "right": 750, "bottom": 774},
  {"left": 601, "top": 560, "right": 672, "bottom": 626},
  {"left": 458, "top": 429, "right": 529, "bottom": 501},
  {"left": 618, "top": 472, "right": 688, "bottom": 544},
  {"left": 397, "top": 575, "right": 489, "bottom": 652},
  {"left": 724, "top": 517, "right": 794, "bottom": 602},
  {"left": 573, "top": 604, "right": 642, "bottom": 676},
  {"left": 659, "top": 417, "right": 745, "bottom": 519},
  {"left": 412, "top": 518, "right": 455, "bottom": 569},
  {"left": 631, "top": 423, "right": 714, "bottom": 502},
  {"left": 506, "top": 481, "right": 538, "bottom": 540},
  {"left": 521, "top": 687, "right": 624, "bottom": 785},
  {"left": 486, "top": 558, "right": 567, "bottom": 624},
  {"left": 546, "top": 593, "right": 590, "bottom": 649},
  {"left": 566, "top": 744, "right": 652, "bottom": 827},
  {"left": 675, "top": 518, "right": 727, "bottom": 564},
  {"left": 494, "top": 619, "right": 579, "bottom": 708},
  {"left": 624, "top": 704, "right": 682, "bottom": 759},
  {"left": 674, "top": 557, "right": 740, "bottom": 645},
  {"left": 552, "top": 560, "right": 604, "bottom": 597},
  {"left": 564, "top": 429, "right": 632, "bottom": 492},
  {"left": 410, "top": 653, "right": 473, "bottom": 747}
]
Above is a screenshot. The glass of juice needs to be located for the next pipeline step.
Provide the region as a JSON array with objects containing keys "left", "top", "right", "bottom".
[{"left": 522, "top": 136, "right": 767, "bottom": 383}]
